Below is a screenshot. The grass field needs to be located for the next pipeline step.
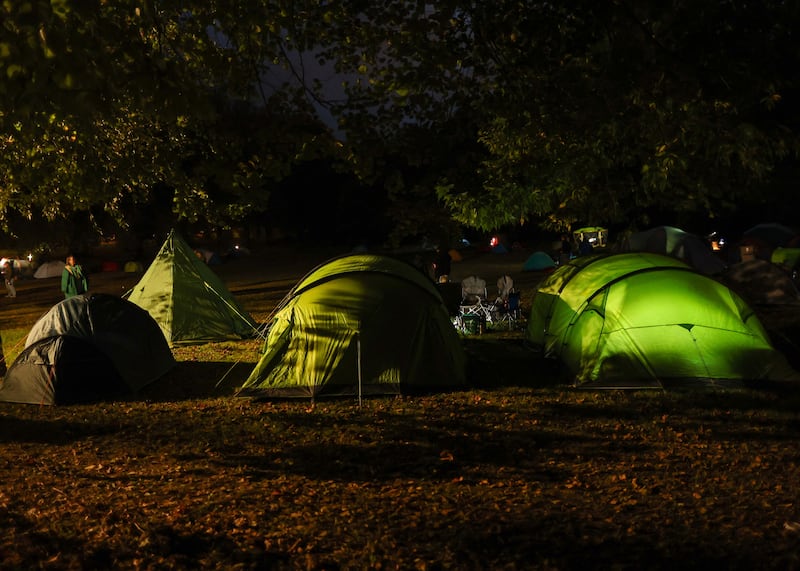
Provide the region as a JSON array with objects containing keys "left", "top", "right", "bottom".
[{"left": 2, "top": 246, "right": 800, "bottom": 569}]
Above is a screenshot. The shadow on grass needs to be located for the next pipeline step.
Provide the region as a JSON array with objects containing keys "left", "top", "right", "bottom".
[
  {"left": 206, "top": 401, "right": 650, "bottom": 483},
  {"left": 463, "top": 336, "right": 564, "bottom": 389},
  {"left": 0, "top": 415, "right": 120, "bottom": 444},
  {"left": 138, "top": 361, "right": 254, "bottom": 402}
]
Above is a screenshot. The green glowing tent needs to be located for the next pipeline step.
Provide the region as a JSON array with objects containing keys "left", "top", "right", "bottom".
[
  {"left": 125, "top": 229, "right": 257, "bottom": 346},
  {"left": 526, "top": 252, "right": 799, "bottom": 388},
  {"left": 239, "top": 254, "right": 467, "bottom": 398}
]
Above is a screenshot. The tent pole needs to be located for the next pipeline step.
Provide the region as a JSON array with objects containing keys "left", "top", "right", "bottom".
[{"left": 357, "top": 334, "right": 362, "bottom": 408}]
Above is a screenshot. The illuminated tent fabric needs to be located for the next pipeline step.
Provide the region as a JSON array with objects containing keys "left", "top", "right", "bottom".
[
  {"left": 125, "top": 229, "right": 257, "bottom": 346},
  {"left": 771, "top": 247, "right": 800, "bottom": 270},
  {"left": 0, "top": 294, "right": 175, "bottom": 404},
  {"left": 239, "top": 254, "right": 467, "bottom": 398},
  {"left": 526, "top": 252, "right": 799, "bottom": 388},
  {"left": 622, "top": 225, "right": 726, "bottom": 275},
  {"left": 573, "top": 227, "right": 608, "bottom": 248}
]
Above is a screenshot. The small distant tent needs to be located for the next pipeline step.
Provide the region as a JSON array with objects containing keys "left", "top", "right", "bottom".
[
  {"left": 526, "top": 252, "right": 799, "bottom": 388},
  {"left": 573, "top": 227, "right": 608, "bottom": 248},
  {"left": 741, "top": 223, "right": 800, "bottom": 260},
  {"left": 33, "top": 260, "right": 65, "bottom": 279},
  {"left": 125, "top": 229, "right": 257, "bottom": 346},
  {"left": 523, "top": 251, "right": 556, "bottom": 272},
  {"left": 447, "top": 248, "right": 463, "bottom": 262},
  {"left": 743, "top": 223, "right": 799, "bottom": 249},
  {"left": 771, "top": 247, "right": 800, "bottom": 271},
  {"left": 239, "top": 254, "right": 467, "bottom": 398},
  {"left": 124, "top": 261, "right": 144, "bottom": 273},
  {"left": 0, "top": 294, "right": 175, "bottom": 405},
  {"left": 622, "top": 225, "right": 726, "bottom": 275},
  {"left": 194, "top": 248, "right": 222, "bottom": 266}
]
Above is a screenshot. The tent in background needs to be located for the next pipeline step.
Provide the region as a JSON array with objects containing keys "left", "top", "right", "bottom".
[
  {"left": 239, "top": 254, "right": 467, "bottom": 399},
  {"left": 33, "top": 260, "right": 65, "bottom": 279},
  {"left": 771, "top": 247, "right": 800, "bottom": 271},
  {"left": 523, "top": 251, "right": 556, "bottom": 272},
  {"left": 526, "top": 252, "right": 799, "bottom": 388},
  {"left": 0, "top": 294, "right": 175, "bottom": 404},
  {"left": 740, "top": 223, "right": 800, "bottom": 261},
  {"left": 621, "top": 225, "right": 726, "bottom": 275},
  {"left": 124, "top": 261, "right": 144, "bottom": 273},
  {"left": 573, "top": 227, "right": 608, "bottom": 248},
  {"left": 125, "top": 229, "right": 257, "bottom": 346},
  {"left": 194, "top": 248, "right": 223, "bottom": 266}
]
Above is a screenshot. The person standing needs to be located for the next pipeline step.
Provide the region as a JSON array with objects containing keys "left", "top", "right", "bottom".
[
  {"left": 2, "top": 259, "right": 16, "bottom": 298},
  {"left": 61, "top": 255, "right": 88, "bottom": 299},
  {"left": 434, "top": 247, "right": 452, "bottom": 283}
]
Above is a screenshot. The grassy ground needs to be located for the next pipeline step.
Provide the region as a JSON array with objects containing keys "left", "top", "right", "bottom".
[{"left": 2, "top": 246, "right": 800, "bottom": 569}]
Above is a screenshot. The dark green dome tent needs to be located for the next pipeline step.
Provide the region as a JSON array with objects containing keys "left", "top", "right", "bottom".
[
  {"left": 0, "top": 294, "right": 175, "bottom": 405},
  {"left": 125, "top": 229, "right": 257, "bottom": 346},
  {"left": 239, "top": 254, "right": 467, "bottom": 398},
  {"left": 621, "top": 225, "right": 726, "bottom": 275},
  {"left": 526, "top": 252, "right": 799, "bottom": 388}
]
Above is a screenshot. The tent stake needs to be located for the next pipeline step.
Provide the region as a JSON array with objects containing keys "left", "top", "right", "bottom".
[{"left": 357, "top": 334, "right": 362, "bottom": 408}]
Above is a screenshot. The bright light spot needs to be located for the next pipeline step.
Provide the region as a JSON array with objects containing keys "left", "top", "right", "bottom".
[{"left": 489, "top": 236, "right": 499, "bottom": 247}]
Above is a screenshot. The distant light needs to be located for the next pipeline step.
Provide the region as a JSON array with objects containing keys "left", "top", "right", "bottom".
[
  {"left": 490, "top": 236, "right": 499, "bottom": 247},
  {"left": 27, "top": 253, "right": 32, "bottom": 261}
]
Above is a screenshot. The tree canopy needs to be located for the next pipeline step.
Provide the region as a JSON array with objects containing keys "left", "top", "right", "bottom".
[
  {"left": 1, "top": 1, "right": 798, "bottom": 242},
  {"left": 320, "top": 0, "right": 800, "bottom": 231},
  {"left": 0, "top": 1, "right": 334, "bottom": 235}
]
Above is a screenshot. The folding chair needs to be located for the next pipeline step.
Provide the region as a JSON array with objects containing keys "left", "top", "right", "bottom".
[
  {"left": 496, "top": 275, "right": 515, "bottom": 303},
  {"left": 493, "top": 290, "right": 522, "bottom": 330},
  {"left": 458, "top": 276, "right": 493, "bottom": 333}
]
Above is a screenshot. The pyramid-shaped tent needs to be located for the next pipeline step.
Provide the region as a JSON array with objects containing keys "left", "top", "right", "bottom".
[
  {"left": 526, "top": 252, "right": 799, "bottom": 388},
  {"left": 239, "top": 254, "right": 467, "bottom": 398},
  {"left": 125, "top": 230, "right": 257, "bottom": 346}
]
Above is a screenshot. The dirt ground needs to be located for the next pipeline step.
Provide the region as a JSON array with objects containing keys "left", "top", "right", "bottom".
[{"left": 5, "top": 245, "right": 800, "bottom": 569}]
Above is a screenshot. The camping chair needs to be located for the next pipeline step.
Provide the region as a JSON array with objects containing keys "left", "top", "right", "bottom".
[
  {"left": 493, "top": 290, "right": 522, "bottom": 330},
  {"left": 496, "top": 275, "right": 515, "bottom": 303},
  {"left": 489, "top": 275, "right": 518, "bottom": 329},
  {"left": 459, "top": 276, "right": 493, "bottom": 332}
]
